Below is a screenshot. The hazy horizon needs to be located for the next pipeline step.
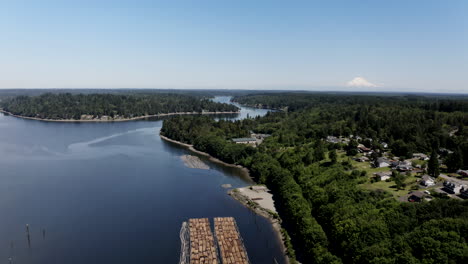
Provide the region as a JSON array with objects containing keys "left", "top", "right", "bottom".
[
  {"left": 1, "top": 1, "right": 467, "bottom": 93},
  {"left": 1, "top": 87, "right": 467, "bottom": 95}
]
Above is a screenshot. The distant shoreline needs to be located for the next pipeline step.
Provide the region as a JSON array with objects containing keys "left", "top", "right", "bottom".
[{"left": 0, "top": 109, "right": 240, "bottom": 123}]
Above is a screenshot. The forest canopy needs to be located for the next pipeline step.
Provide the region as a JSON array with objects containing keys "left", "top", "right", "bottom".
[
  {"left": 0, "top": 93, "right": 239, "bottom": 120},
  {"left": 162, "top": 93, "right": 468, "bottom": 263}
]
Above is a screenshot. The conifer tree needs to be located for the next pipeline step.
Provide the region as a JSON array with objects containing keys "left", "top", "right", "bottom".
[{"left": 428, "top": 151, "right": 440, "bottom": 177}]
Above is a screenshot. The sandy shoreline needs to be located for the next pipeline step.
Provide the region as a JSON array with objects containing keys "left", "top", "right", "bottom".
[
  {"left": 160, "top": 134, "right": 291, "bottom": 263},
  {"left": 0, "top": 109, "right": 240, "bottom": 123},
  {"left": 229, "top": 188, "right": 291, "bottom": 264}
]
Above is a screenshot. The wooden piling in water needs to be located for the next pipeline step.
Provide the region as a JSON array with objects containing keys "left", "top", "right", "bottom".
[{"left": 26, "top": 224, "right": 31, "bottom": 248}]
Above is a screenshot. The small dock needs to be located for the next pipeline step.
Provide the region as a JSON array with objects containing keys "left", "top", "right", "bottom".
[
  {"left": 188, "top": 218, "right": 219, "bottom": 264},
  {"left": 214, "top": 217, "right": 249, "bottom": 264}
]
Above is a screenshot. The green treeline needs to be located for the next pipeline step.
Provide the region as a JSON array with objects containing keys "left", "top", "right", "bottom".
[
  {"left": 161, "top": 116, "right": 256, "bottom": 164},
  {"left": 161, "top": 94, "right": 468, "bottom": 263},
  {"left": 236, "top": 93, "right": 468, "bottom": 160},
  {"left": 233, "top": 93, "right": 468, "bottom": 113},
  {"left": 0, "top": 93, "right": 239, "bottom": 120}
]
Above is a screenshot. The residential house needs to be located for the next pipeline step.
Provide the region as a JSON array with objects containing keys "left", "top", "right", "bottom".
[
  {"left": 326, "top": 136, "right": 340, "bottom": 144},
  {"left": 408, "top": 191, "right": 426, "bottom": 202},
  {"left": 396, "top": 164, "right": 413, "bottom": 172},
  {"left": 457, "top": 170, "right": 468, "bottom": 177},
  {"left": 354, "top": 156, "right": 370, "bottom": 162},
  {"left": 374, "top": 171, "right": 392, "bottom": 181},
  {"left": 357, "top": 144, "right": 371, "bottom": 153},
  {"left": 413, "top": 153, "right": 429, "bottom": 161},
  {"left": 381, "top": 142, "right": 388, "bottom": 148},
  {"left": 390, "top": 160, "right": 400, "bottom": 168},
  {"left": 374, "top": 157, "right": 391, "bottom": 168},
  {"left": 232, "top": 138, "right": 257, "bottom": 145},
  {"left": 250, "top": 133, "right": 270, "bottom": 145},
  {"left": 391, "top": 160, "right": 413, "bottom": 171},
  {"left": 251, "top": 133, "right": 271, "bottom": 140},
  {"left": 439, "top": 148, "right": 454, "bottom": 155},
  {"left": 420, "top": 175, "right": 435, "bottom": 187},
  {"left": 325, "top": 135, "right": 350, "bottom": 145}
]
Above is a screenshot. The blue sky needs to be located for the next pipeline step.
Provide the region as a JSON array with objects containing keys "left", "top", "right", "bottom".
[{"left": 0, "top": 0, "right": 467, "bottom": 93}]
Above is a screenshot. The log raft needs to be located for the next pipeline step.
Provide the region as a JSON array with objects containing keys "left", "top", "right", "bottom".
[
  {"left": 214, "top": 217, "right": 250, "bottom": 264},
  {"left": 189, "top": 218, "right": 219, "bottom": 264}
]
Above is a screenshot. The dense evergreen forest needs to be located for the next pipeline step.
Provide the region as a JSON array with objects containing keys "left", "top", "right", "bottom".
[
  {"left": 233, "top": 93, "right": 468, "bottom": 113},
  {"left": 161, "top": 94, "right": 468, "bottom": 264},
  {"left": 0, "top": 93, "right": 239, "bottom": 120},
  {"left": 234, "top": 93, "right": 468, "bottom": 159}
]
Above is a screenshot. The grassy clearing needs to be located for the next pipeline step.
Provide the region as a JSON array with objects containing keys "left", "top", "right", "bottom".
[
  {"left": 336, "top": 150, "right": 419, "bottom": 199},
  {"left": 361, "top": 174, "right": 419, "bottom": 198}
]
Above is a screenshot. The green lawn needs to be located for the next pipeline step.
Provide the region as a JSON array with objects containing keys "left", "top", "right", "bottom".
[
  {"left": 336, "top": 150, "right": 419, "bottom": 199},
  {"left": 360, "top": 174, "right": 419, "bottom": 198}
]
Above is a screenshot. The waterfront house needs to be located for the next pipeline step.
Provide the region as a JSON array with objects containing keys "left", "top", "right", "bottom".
[{"left": 232, "top": 138, "right": 257, "bottom": 145}]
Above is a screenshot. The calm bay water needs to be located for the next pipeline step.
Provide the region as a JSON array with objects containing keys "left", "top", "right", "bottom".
[{"left": 0, "top": 97, "right": 283, "bottom": 264}]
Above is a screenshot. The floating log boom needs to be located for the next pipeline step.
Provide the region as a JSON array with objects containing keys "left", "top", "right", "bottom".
[
  {"left": 188, "top": 218, "right": 219, "bottom": 264},
  {"left": 214, "top": 217, "right": 249, "bottom": 264}
]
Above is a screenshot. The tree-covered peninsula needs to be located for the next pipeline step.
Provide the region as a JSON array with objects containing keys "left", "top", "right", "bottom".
[
  {"left": 161, "top": 94, "right": 468, "bottom": 264},
  {"left": 0, "top": 93, "right": 239, "bottom": 121}
]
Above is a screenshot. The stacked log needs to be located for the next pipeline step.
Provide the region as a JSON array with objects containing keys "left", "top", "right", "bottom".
[
  {"left": 189, "top": 218, "right": 218, "bottom": 264},
  {"left": 214, "top": 217, "right": 249, "bottom": 264}
]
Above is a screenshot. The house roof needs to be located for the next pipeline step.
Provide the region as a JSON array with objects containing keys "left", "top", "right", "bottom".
[
  {"left": 232, "top": 138, "right": 256, "bottom": 142},
  {"left": 376, "top": 157, "right": 390, "bottom": 164},
  {"left": 375, "top": 171, "right": 392, "bottom": 177},
  {"left": 409, "top": 191, "right": 425, "bottom": 198},
  {"left": 421, "top": 175, "right": 434, "bottom": 182}
]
